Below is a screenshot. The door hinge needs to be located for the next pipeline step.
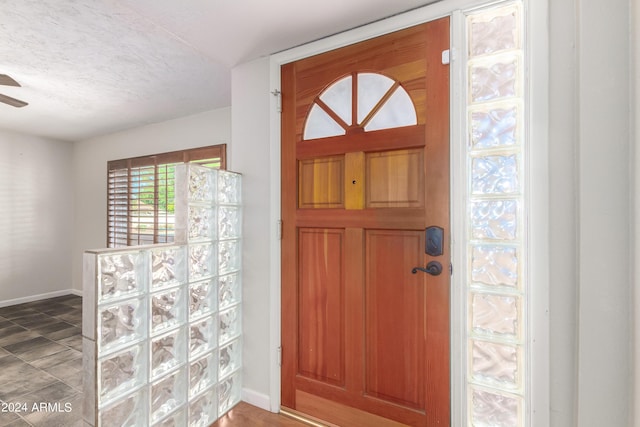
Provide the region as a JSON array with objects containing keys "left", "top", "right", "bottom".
[
  {"left": 277, "top": 346, "right": 282, "bottom": 367},
  {"left": 276, "top": 220, "right": 283, "bottom": 240},
  {"left": 271, "top": 89, "right": 282, "bottom": 113}
]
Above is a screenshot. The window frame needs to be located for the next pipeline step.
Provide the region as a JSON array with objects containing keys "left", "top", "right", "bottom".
[{"left": 107, "top": 144, "right": 226, "bottom": 248}]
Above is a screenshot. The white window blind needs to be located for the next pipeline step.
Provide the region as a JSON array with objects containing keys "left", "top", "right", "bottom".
[{"left": 107, "top": 145, "right": 226, "bottom": 248}]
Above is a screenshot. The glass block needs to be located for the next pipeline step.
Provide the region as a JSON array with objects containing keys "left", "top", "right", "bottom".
[
  {"left": 357, "top": 72, "right": 394, "bottom": 124},
  {"left": 190, "top": 351, "right": 218, "bottom": 397},
  {"left": 303, "top": 104, "right": 346, "bottom": 140},
  {"left": 218, "top": 206, "right": 242, "bottom": 240},
  {"left": 98, "top": 251, "right": 145, "bottom": 302},
  {"left": 218, "top": 239, "right": 241, "bottom": 275},
  {"left": 189, "top": 279, "right": 217, "bottom": 320},
  {"left": 472, "top": 340, "right": 519, "bottom": 387},
  {"left": 472, "top": 155, "right": 519, "bottom": 195},
  {"left": 190, "top": 315, "right": 217, "bottom": 357},
  {"left": 98, "top": 344, "right": 146, "bottom": 401},
  {"left": 471, "top": 245, "right": 518, "bottom": 287},
  {"left": 151, "top": 287, "right": 185, "bottom": 335},
  {"left": 151, "top": 327, "right": 187, "bottom": 379},
  {"left": 470, "top": 106, "right": 518, "bottom": 148},
  {"left": 152, "top": 407, "right": 186, "bottom": 427},
  {"left": 188, "top": 206, "right": 216, "bottom": 241},
  {"left": 471, "top": 388, "right": 520, "bottom": 427},
  {"left": 470, "top": 57, "right": 518, "bottom": 103},
  {"left": 471, "top": 200, "right": 517, "bottom": 240},
  {"left": 219, "top": 305, "right": 241, "bottom": 345},
  {"left": 189, "top": 243, "right": 216, "bottom": 281},
  {"left": 319, "top": 75, "right": 352, "bottom": 125},
  {"left": 219, "top": 339, "right": 241, "bottom": 379},
  {"left": 469, "top": 8, "right": 518, "bottom": 57},
  {"left": 99, "top": 387, "right": 147, "bottom": 427},
  {"left": 189, "top": 388, "right": 217, "bottom": 427},
  {"left": 472, "top": 293, "right": 518, "bottom": 337},
  {"left": 188, "top": 165, "right": 215, "bottom": 203},
  {"left": 219, "top": 273, "right": 241, "bottom": 310},
  {"left": 99, "top": 297, "right": 146, "bottom": 351},
  {"left": 151, "top": 246, "right": 187, "bottom": 289},
  {"left": 151, "top": 368, "right": 187, "bottom": 422},
  {"left": 218, "top": 171, "right": 242, "bottom": 205},
  {"left": 364, "top": 86, "right": 417, "bottom": 132},
  {"left": 218, "top": 371, "right": 241, "bottom": 415}
]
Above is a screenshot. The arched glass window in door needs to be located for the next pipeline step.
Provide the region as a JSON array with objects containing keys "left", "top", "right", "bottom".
[{"left": 303, "top": 72, "right": 417, "bottom": 140}]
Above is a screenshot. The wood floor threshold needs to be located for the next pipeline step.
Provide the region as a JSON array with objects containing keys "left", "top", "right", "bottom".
[{"left": 280, "top": 406, "right": 337, "bottom": 427}]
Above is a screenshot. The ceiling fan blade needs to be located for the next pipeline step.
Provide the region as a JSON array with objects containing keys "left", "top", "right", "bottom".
[
  {"left": 0, "top": 74, "right": 21, "bottom": 87},
  {"left": 0, "top": 93, "right": 28, "bottom": 108}
]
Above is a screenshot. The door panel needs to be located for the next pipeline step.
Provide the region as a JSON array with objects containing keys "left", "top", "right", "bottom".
[
  {"left": 298, "top": 228, "right": 345, "bottom": 386},
  {"left": 365, "top": 149, "right": 425, "bottom": 208},
  {"left": 282, "top": 17, "right": 450, "bottom": 426},
  {"left": 364, "top": 230, "right": 425, "bottom": 409},
  {"left": 298, "top": 156, "right": 345, "bottom": 208}
]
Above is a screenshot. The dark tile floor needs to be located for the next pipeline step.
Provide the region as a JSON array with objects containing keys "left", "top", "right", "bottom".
[{"left": 0, "top": 294, "right": 83, "bottom": 427}]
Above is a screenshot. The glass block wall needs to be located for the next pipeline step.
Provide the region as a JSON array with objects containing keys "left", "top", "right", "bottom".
[
  {"left": 82, "top": 165, "right": 242, "bottom": 427},
  {"left": 464, "top": 2, "right": 527, "bottom": 426}
]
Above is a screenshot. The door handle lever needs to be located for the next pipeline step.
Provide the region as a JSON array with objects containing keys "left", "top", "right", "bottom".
[{"left": 411, "top": 261, "right": 442, "bottom": 276}]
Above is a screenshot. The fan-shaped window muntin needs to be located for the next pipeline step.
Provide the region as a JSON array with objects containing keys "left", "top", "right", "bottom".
[{"left": 303, "top": 72, "right": 418, "bottom": 140}]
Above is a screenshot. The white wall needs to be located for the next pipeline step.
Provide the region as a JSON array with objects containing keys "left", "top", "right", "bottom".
[
  {"left": 230, "top": 57, "right": 274, "bottom": 409},
  {"left": 575, "top": 0, "right": 631, "bottom": 425},
  {"left": 548, "top": 0, "right": 579, "bottom": 424},
  {"left": 71, "top": 108, "right": 231, "bottom": 292},
  {"left": 0, "top": 129, "right": 74, "bottom": 305},
  {"left": 543, "top": 0, "right": 633, "bottom": 424}
]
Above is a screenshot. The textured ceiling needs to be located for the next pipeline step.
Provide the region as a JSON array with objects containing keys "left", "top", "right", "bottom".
[{"left": 0, "top": 0, "right": 437, "bottom": 141}]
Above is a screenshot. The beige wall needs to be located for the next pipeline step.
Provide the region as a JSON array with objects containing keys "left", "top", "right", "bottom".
[{"left": 0, "top": 129, "right": 74, "bottom": 305}]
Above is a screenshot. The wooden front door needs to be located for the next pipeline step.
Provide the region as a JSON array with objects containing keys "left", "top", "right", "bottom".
[{"left": 281, "top": 18, "right": 450, "bottom": 427}]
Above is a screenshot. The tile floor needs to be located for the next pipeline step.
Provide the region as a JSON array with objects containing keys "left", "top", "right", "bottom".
[
  {"left": 0, "top": 294, "right": 83, "bottom": 427},
  {"left": 0, "top": 295, "right": 314, "bottom": 427}
]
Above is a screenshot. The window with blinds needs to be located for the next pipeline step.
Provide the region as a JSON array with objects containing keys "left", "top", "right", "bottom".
[{"left": 107, "top": 145, "right": 226, "bottom": 248}]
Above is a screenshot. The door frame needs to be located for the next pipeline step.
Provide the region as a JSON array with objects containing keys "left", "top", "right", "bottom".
[{"left": 267, "top": 1, "right": 550, "bottom": 425}]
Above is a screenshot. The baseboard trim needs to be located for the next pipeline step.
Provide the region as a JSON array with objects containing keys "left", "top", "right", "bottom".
[
  {"left": 0, "top": 289, "right": 81, "bottom": 308},
  {"left": 242, "top": 388, "right": 272, "bottom": 412}
]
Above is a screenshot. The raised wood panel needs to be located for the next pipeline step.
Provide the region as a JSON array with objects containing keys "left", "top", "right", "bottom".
[
  {"left": 298, "top": 156, "right": 344, "bottom": 208},
  {"left": 298, "top": 228, "right": 345, "bottom": 386},
  {"left": 364, "top": 230, "right": 425, "bottom": 410},
  {"left": 366, "top": 149, "right": 424, "bottom": 208}
]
